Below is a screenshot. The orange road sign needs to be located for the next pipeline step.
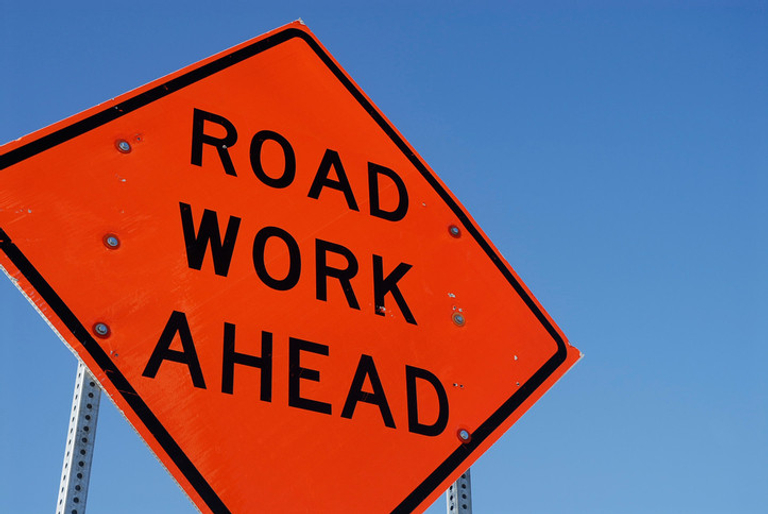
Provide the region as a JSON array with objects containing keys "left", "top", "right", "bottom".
[{"left": 0, "top": 21, "right": 580, "bottom": 513}]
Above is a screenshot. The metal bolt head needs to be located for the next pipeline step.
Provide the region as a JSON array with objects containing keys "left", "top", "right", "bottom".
[
  {"left": 448, "top": 225, "right": 461, "bottom": 238},
  {"left": 452, "top": 312, "right": 466, "bottom": 327},
  {"left": 457, "top": 429, "right": 471, "bottom": 443},
  {"left": 93, "top": 323, "right": 111, "bottom": 338},
  {"left": 103, "top": 234, "right": 120, "bottom": 249},
  {"left": 115, "top": 139, "right": 132, "bottom": 153}
]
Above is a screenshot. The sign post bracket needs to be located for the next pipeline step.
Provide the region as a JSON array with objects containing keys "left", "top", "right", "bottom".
[{"left": 55, "top": 360, "right": 101, "bottom": 514}]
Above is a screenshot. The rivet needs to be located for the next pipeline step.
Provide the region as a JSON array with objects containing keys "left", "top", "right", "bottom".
[
  {"left": 457, "top": 428, "right": 471, "bottom": 443},
  {"left": 115, "top": 139, "right": 132, "bottom": 153},
  {"left": 448, "top": 225, "right": 461, "bottom": 238},
  {"left": 452, "top": 312, "right": 466, "bottom": 327},
  {"left": 93, "top": 323, "right": 111, "bottom": 338},
  {"left": 103, "top": 233, "right": 120, "bottom": 249}
]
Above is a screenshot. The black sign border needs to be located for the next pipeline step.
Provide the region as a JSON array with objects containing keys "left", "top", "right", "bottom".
[{"left": 0, "top": 25, "right": 568, "bottom": 514}]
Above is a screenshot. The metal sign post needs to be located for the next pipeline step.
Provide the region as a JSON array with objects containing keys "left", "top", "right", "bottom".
[
  {"left": 56, "top": 360, "right": 101, "bottom": 514},
  {"left": 446, "top": 468, "right": 473, "bottom": 513}
]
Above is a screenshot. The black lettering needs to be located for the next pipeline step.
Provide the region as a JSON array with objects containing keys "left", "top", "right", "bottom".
[
  {"left": 341, "top": 354, "right": 395, "bottom": 428},
  {"left": 307, "top": 149, "right": 359, "bottom": 211},
  {"left": 315, "top": 239, "right": 360, "bottom": 310},
  {"left": 368, "top": 162, "right": 408, "bottom": 222},
  {"left": 221, "top": 323, "right": 273, "bottom": 401},
  {"left": 288, "top": 338, "right": 332, "bottom": 415},
  {"left": 142, "top": 311, "right": 206, "bottom": 389},
  {"left": 250, "top": 130, "right": 296, "bottom": 188},
  {"left": 252, "top": 226, "right": 301, "bottom": 291},
  {"left": 179, "top": 203, "right": 241, "bottom": 277},
  {"left": 373, "top": 254, "right": 416, "bottom": 325},
  {"left": 405, "top": 365, "right": 448, "bottom": 436},
  {"left": 191, "top": 108, "right": 238, "bottom": 176}
]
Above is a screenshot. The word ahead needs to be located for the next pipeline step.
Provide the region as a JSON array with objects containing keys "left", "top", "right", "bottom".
[{"left": 142, "top": 310, "right": 449, "bottom": 436}]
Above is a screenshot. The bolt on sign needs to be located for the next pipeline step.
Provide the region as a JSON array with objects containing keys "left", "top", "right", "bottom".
[{"left": 0, "top": 21, "right": 580, "bottom": 513}]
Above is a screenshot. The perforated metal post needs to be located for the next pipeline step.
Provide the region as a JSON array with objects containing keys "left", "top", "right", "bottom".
[
  {"left": 56, "top": 360, "right": 101, "bottom": 514},
  {"left": 446, "top": 468, "right": 473, "bottom": 514}
]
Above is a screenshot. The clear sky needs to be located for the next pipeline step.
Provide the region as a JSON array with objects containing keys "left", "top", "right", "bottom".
[{"left": 1, "top": 1, "right": 766, "bottom": 513}]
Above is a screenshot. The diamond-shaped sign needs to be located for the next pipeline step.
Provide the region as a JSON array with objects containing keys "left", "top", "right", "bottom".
[{"left": 0, "top": 22, "right": 580, "bottom": 513}]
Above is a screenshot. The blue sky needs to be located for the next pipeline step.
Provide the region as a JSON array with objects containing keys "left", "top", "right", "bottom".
[{"left": 1, "top": 1, "right": 766, "bottom": 513}]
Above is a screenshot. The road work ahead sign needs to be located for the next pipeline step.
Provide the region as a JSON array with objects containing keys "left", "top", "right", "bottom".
[{"left": 0, "top": 22, "right": 580, "bottom": 513}]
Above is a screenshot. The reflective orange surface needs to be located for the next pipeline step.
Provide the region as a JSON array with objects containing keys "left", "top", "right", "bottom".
[{"left": 0, "top": 21, "right": 579, "bottom": 513}]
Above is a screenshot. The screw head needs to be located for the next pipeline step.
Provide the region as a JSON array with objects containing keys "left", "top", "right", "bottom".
[
  {"left": 115, "top": 139, "right": 132, "bottom": 153},
  {"left": 93, "top": 323, "right": 111, "bottom": 338},
  {"left": 103, "top": 234, "right": 120, "bottom": 249},
  {"left": 452, "top": 312, "right": 466, "bottom": 327},
  {"left": 457, "top": 428, "right": 471, "bottom": 443},
  {"left": 448, "top": 225, "right": 461, "bottom": 238}
]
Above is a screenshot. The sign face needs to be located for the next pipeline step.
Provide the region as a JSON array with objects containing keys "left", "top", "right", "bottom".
[{"left": 0, "top": 22, "right": 579, "bottom": 513}]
